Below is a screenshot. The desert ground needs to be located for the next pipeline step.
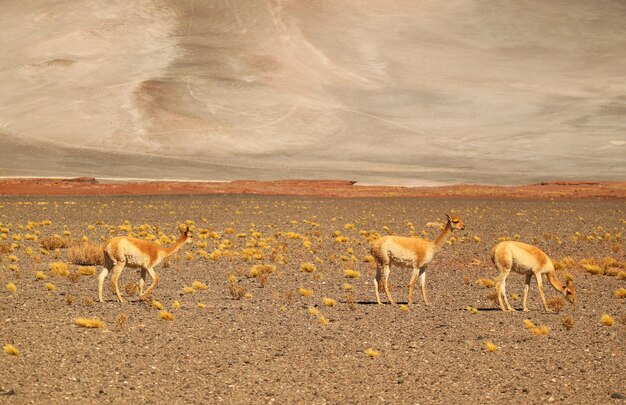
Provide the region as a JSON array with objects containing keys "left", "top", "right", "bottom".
[{"left": 0, "top": 194, "right": 624, "bottom": 404}]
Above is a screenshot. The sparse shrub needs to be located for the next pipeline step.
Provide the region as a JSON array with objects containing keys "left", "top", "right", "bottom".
[
  {"left": 562, "top": 316, "right": 575, "bottom": 330},
  {"left": 250, "top": 264, "right": 276, "bottom": 278},
  {"left": 116, "top": 313, "right": 128, "bottom": 331},
  {"left": 298, "top": 287, "right": 314, "bottom": 297},
  {"left": 40, "top": 235, "right": 70, "bottom": 250},
  {"left": 343, "top": 283, "right": 353, "bottom": 291},
  {"left": 172, "top": 301, "right": 181, "bottom": 310},
  {"left": 46, "top": 283, "right": 56, "bottom": 291},
  {"left": 67, "top": 241, "right": 103, "bottom": 265},
  {"left": 152, "top": 300, "right": 164, "bottom": 310},
  {"left": 363, "top": 255, "right": 374, "bottom": 263},
  {"left": 618, "top": 271, "right": 626, "bottom": 280},
  {"left": 523, "top": 319, "right": 535, "bottom": 329},
  {"left": 49, "top": 262, "right": 69, "bottom": 277},
  {"left": 75, "top": 318, "right": 105, "bottom": 328},
  {"left": 67, "top": 272, "right": 81, "bottom": 284},
  {"left": 546, "top": 297, "right": 566, "bottom": 313},
  {"left": 65, "top": 295, "right": 75, "bottom": 305},
  {"left": 600, "top": 314, "right": 614, "bottom": 326},
  {"left": 318, "top": 315, "right": 329, "bottom": 325},
  {"left": 364, "top": 348, "right": 380, "bottom": 358},
  {"left": 615, "top": 288, "right": 626, "bottom": 299},
  {"left": 307, "top": 306, "right": 319, "bottom": 316},
  {"left": 486, "top": 291, "right": 499, "bottom": 305},
  {"left": 484, "top": 341, "right": 498, "bottom": 352},
  {"left": 3, "top": 344, "right": 20, "bottom": 356},
  {"left": 0, "top": 241, "right": 10, "bottom": 254},
  {"left": 228, "top": 283, "right": 246, "bottom": 300},
  {"left": 6, "top": 282, "right": 16, "bottom": 293},
  {"left": 125, "top": 282, "right": 139, "bottom": 296}
]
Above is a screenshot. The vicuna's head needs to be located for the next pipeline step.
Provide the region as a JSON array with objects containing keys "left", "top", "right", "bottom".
[
  {"left": 180, "top": 225, "right": 194, "bottom": 244},
  {"left": 564, "top": 277, "right": 576, "bottom": 305},
  {"left": 445, "top": 214, "right": 465, "bottom": 231}
]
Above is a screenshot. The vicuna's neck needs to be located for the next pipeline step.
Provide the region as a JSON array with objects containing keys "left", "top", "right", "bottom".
[
  {"left": 546, "top": 270, "right": 565, "bottom": 294},
  {"left": 433, "top": 221, "right": 453, "bottom": 248},
  {"left": 163, "top": 234, "right": 188, "bottom": 257}
]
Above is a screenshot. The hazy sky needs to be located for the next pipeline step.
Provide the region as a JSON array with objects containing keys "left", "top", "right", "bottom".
[{"left": 1, "top": 0, "right": 625, "bottom": 185}]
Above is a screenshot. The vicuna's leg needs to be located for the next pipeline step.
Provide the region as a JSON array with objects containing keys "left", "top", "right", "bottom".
[
  {"left": 522, "top": 273, "right": 532, "bottom": 312},
  {"left": 495, "top": 271, "right": 514, "bottom": 312},
  {"left": 374, "top": 264, "right": 383, "bottom": 304},
  {"left": 382, "top": 264, "right": 396, "bottom": 305},
  {"left": 97, "top": 266, "right": 110, "bottom": 303},
  {"left": 111, "top": 262, "right": 126, "bottom": 303},
  {"left": 535, "top": 273, "right": 552, "bottom": 313},
  {"left": 419, "top": 267, "right": 430, "bottom": 305},
  {"left": 408, "top": 266, "right": 419, "bottom": 305},
  {"left": 139, "top": 268, "right": 147, "bottom": 296},
  {"left": 139, "top": 267, "right": 159, "bottom": 299}
]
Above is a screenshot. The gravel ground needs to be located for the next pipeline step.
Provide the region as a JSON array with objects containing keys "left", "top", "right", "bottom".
[{"left": 0, "top": 195, "right": 624, "bottom": 404}]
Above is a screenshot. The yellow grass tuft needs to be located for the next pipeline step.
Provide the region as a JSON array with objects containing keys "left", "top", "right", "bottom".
[
  {"left": 49, "top": 262, "right": 69, "bottom": 277},
  {"left": 399, "top": 304, "right": 409, "bottom": 312},
  {"left": 615, "top": 288, "right": 626, "bottom": 299},
  {"left": 250, "top": 264, "right": 276, "bottom": 278},
  {"left": 363, "top": 255, "right": 375, "bottom": 263},
  {"left": 322, "top": 297, "right": 337, "bottom": 307},
  {"left": 600, "top": 314, "right": 614, "bottom": 326},
  {"left": 244, "top": 292, "right": 253, "bottom": 299},
  {"left": 152, "top": 300, "right": 164, "bottom": 310},
  {"left": 364, "top": 348, "right": 380, "bottom": 358},
  {"left": 618, "top": 271, "right": 626, "bottom": 280},
  {"left": 298, "top": 287, "right": 314, "bottom": 297},
  {"left": 318, "top": 315, "right": 329, "bottom": 325},
  {"left": 476, "top": 278, "right": 495, "bottom": 288},
  {"left": 197, "top": 302, "right": 206, "bottom": 309},
  {"left": 3, "top": 344, "right": 20, "bottom": 356},
  {"left": 523, "top": 319, "right": 535, "bottom": 329},
  {"left": 307, "top": 306, "right": 319, "bottom": 316},
  {"left": 39, "top": 235, "right": 69, "bottom": 250},
  {"left": 300, "top": 262, "right": 317, "bottom": 273},
  {"left": 546, "top": 297, "right": 566, "bottom": 313},
  {"left": 6, "top": 282, "right": 17, "bottom": 293},
  {"left": 172, "top": 300, "right": 181, "bottom": 310},
  {"left": 344, "top": 269, "right": 361, "bottom": 279},
  {"left": 36, "top": 271, "right": 46, "bottom": 280},
  {"left": 228, "top": 274, "right": 238, "bottom": 283},
  {"left": 75, "top": 318, "right": 105, "bottom": 328},
  {"left": 531, "top": 325, "right": 550, "bottom": 336},
  {"left": 160, "top": 310, "right": 174, "bottom": 321},
  {"left": 192, "top": 281, "right": 208, "bottom": 290},
  {"left": 45, "top": 283, "right": 56, "bottom": 291},
  {"left": 465, "top": 306, "right": 478, "bottom": 314},
  {"left": 484, "top": 341, "right": 498, "bottom": 352},
  {"left": 342, "top": 283, "right": 353, "bottom": 291},
  {"left": 182, "top": 286, "right": 195, "bottom": 294}
]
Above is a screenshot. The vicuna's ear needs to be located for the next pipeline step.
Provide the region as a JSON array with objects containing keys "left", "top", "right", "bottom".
[{"left": 445, "top": 213, "right": 451, "bottom": 221}]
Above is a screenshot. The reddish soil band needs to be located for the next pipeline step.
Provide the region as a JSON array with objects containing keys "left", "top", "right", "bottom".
[{"left": 0, "top": 178, "right": 625, "bottom": 199}]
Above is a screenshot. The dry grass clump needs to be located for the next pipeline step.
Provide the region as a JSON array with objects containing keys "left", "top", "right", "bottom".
[
  {"left": 160, "top": 310, "right": 174, "bottom": 321},
  {"left": 618, "top": 271, "right": 626, "bottom": 280},
  {"left": 614, "top": 288, "right": 626, "bottom": 299},
  {"left": 116, "top": 313, "right": 128, "bottom": 332},
  {"left": 364, "top": 348, "right": 380, "bottom": 358},
  {"left": 562, "top": 316, "right": 575, "bottom": 330},
  {"left": 344, "top": 269, "right": 361, "bottom": 279},
  {"left": 300, "top": 262, "right": 317, "bottom": 273},
  {"left": 484, "top": 341, "right": 498, "bottom": 352},
  {"left": 182, "top": 286, "right": 195, "bottom": 294},
  {"left": 45, "top": 283, "right": 56, "bottom": 291},
  {"left": 318, "top": 315, "right": 329, "bottom": 325},
  {"left": 75, "top": 318, "right": 105, "bottom": 328},
  {"left": 152, "top": 300, "right": 164, "bottom": 310},
  {"left": 192, "top": 281, "right": 208, "bottom": 290},
  {"left": 475, "top": 278, "right": 495, "bottom": 288},
  {"left": 531, "top": 325, "right": 550, "bottom": 336},
  {"left": 322, "top": 297, "right": 337, "bottom": 307},
  {"left": 553, "top": 257, "right": 576, "bottom": 271},
  {"left": 6, "top": 282, "right": 17, "bottom": 293},
  {"left": 40, "top": 235, "right": 70, "bottom": 250},
  {"left": 250, "top": 264, "right": 276, "bottom": 278},
  {"left": 78, "top": 266, "right": 96, "bottom": 276},
  {"left": 228, "top": 283, "right": 247, "bottom": 300},
  {"left": 3, "top": 344, "right": 20, "bottom": 356},
  {"left": 307, "top": 306, "right": 319, "bottom": 316},
  {"left": 546, "top": 297, "right": 566, "bottom": 313},
  {"left": 49, "top": 262, "right": 69, "bottom": 277},
  {"left": 67, "top": 241, "right": 103, "bottom": 265},
  {"left": 0, "top": 241, "right": 11, "bottom": 254},
  {"left": 298, "top": 287, "right": 314, "bottom": 297},
  {"left": 600, "top": 314, "right": 614, "bottom": 326},
  {"left": 36, "top": 271, "right": 46, "bottom": 280}
]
